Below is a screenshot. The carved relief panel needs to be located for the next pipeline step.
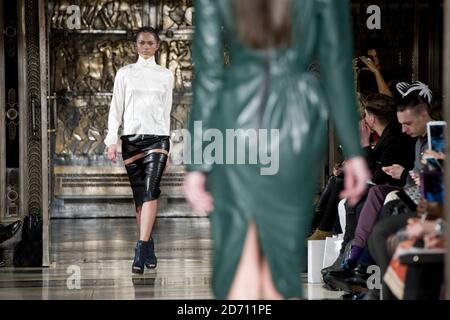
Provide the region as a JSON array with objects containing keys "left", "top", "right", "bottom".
[
  {"left": 48, "top": 0, "right": 194, "bottom": 199},
  {"left": 51, "top": 0, "right": 144, "bottom": 30}
]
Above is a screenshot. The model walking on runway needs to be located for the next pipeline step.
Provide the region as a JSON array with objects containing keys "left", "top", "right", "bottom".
[{"left": 105, "top": 27, "right": 173, "bottom": 274}]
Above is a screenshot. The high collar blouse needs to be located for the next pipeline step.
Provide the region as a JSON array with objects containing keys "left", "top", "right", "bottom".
[{"left": 104, "top": 55, "right": 174, "bottom": 146}]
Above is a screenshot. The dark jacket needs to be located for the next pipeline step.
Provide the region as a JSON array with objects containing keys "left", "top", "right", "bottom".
[
  {"left": 364, "top": 120, "right": 416, "bottom": 186},
  {"left": 400, "top": 135, "right": 428, "bottom": 189}
]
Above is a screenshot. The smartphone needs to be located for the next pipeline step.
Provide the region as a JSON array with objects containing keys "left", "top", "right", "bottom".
[
  {"left": 427, "top": 121, "right": 447, "bottom": 152},
  {"left": 420, "top": 157, "right": 444, "bottom": 204}
]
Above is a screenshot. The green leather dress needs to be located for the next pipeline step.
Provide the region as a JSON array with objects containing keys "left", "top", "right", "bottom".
[{"left": 187, "top": 0, "right": 363, "bottom": 299}]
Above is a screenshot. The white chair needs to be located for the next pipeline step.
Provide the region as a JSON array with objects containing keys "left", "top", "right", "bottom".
[
  {"left": 322, "top": 235, "right": 344, "bottom": 269},
  {"left": 307, "top": 240, "right": 326, "bottom": 283},
  {"left": 338, "top": 198, "right": 347, "bottom": 235}
]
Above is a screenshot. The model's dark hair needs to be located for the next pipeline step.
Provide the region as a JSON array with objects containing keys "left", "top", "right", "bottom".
[
  {"left": 364, "top": 93, "right": 396, "bottom": 125},
  {"left": 397, "top": 92, "right": 431, "bottom": 115},
  {"left": 134, "top": 26, "right": 160, "bottom": 43},
  {"left": 234, "top": 0, "right": 292, "bottom": 49}
]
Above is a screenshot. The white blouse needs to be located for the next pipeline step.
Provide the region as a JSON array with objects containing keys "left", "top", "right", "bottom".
[{"left": 104, "top": 56, "right": 174, "bottom": 146}]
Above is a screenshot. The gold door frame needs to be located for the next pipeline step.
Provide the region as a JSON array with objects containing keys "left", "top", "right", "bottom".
[
  {"left": 443, "top": 0, "right": 450, "bottom": 301},
  {"left": 0, "top": 0, "right": 5, "bottom": 221},
  {"left": 0, "top": 0, "right": 49, "bottom": 266},
  {"left": 19, "top": 0, "right": 50, "bottom": 266}
]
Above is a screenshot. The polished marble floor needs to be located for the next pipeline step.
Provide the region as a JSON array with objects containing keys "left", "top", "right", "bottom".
[{"left": 0, "top": 218, "right": 343, "bottom": 300}]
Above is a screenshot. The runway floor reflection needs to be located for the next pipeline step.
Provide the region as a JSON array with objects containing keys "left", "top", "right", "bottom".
[{"left": 0, "top": 218, "right": 343, "bottom": 300}]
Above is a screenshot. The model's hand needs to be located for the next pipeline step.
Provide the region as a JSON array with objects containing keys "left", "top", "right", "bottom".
[
  {"left": 183, "top": 171, "right": 214, "bottom": 214},
  {"left": 382, "top": 164, "right": 405, "bottom": 180},
  {"left": 107, "top": 144, "right": 118, "bottom": 164},
  {"left": 340, "top": 156, "right": 371, "bottom": 206}
]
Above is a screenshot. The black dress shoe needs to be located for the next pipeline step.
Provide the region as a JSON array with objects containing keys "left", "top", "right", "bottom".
[
  {"left": 325, "top": 258, "right": 356, "bottom": 279},
  {"left": 358, "top": 289, "right": 380, "bottom": 300},
  {"left": 132, "top": 240, "right": 148, "bottom": 274},
  {"left": 353, "top": 263, "right": 368, "bottom": 276},
  {"left": 145, "top": 237, "right": 157, "bottom": 269},
  {"left": 342, "top": 293, "right": 360, "bottom": 300},
  {"left": 323, "top": 272, "right": 368, "bottom": 294},
  {"left": 321, "top": 241, "right": 352, "bottom": 277},
  {"left": 322, "top": 283, "right": 341, "bottom": 292},
  {"left": 0, "top": 220, "right": 22, "bottom": 243},
  {"left": 322, "top": 260, "right": 367, "bottom": 294},
  {"left": 321, "top": 254, "right": 345, "bottom": 277}
]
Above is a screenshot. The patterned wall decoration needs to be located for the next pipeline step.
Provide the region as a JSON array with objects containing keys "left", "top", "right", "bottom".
[
  {"left": 50, "top": 0, "right": 145, "bottom": 30},
  {"left": 48, "top": 0, "right": 194, "bottom": 199},
  {"left": 26, "top": 0, "right": 43, "bottom": 215},
  {"left": 49, "top": 0, "right": 195, "bottom": 162},
  {"left": 2, "top": 0, "right": 21, "bottom": 220}
]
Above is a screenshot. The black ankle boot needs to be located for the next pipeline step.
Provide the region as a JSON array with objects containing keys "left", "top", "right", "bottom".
[
  {"left": 145, "top": 237, "right": 157, "bottom": 269},
  {"left": 132, "top": 240, "right": 148, "bottom": 274}
]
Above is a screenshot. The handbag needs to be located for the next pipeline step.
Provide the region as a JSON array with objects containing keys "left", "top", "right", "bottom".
[
  {"left": 13, "top": 214, "right": 43, "bottom": 267},
  {"left": 398, "top": 247, "right": 445, "bottom": 265},
  {"left": 383, "top": 239, "right": 415, "bottom": 300}
]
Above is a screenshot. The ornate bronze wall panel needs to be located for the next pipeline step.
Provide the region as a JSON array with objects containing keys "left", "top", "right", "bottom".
[
  {"left": 48, "top": 1, "right": 194, "bottom": 200},
  {"left": 351, "top": 1, "right": 416, "bottom": 82},
  {"left": 2, "top": 0, "right": 21, "bottom": 221},
  {"left": 25, "top": 0, "right": 44, "bottom": 215}
]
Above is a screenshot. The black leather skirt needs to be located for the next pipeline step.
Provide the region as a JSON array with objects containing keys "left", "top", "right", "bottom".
[{"left": 121, "top": 134, "right": 170, "bottom": 210}]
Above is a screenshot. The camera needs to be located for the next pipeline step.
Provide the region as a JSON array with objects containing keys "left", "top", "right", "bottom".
[
  {"left": 426, "top": 121, "right": 447, "bottom": 153},
  {"left": 356, "top": 56, "right": 372, "bottom": 70}
]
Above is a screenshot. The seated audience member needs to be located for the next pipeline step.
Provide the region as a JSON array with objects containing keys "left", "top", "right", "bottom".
[
  {"left": 323, "top": 82, "right": 437, "bottom": 294},
  {"left": 309, "top": 94, "right": 414, "bottom": 240}
]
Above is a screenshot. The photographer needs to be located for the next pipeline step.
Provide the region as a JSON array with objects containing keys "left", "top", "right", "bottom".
[{"left": 358, "top": 55, "right": 393, "bottom": 98}]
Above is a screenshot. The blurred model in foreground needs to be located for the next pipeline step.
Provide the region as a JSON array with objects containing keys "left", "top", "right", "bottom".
[{"left": 184, "top": 0, "right": 369, "bottom": 299}]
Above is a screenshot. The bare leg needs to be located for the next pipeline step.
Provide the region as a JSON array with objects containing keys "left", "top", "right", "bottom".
[
  {"left": 261, "top": 258, "right": 283, "bottom": 299},
  {"left": 227, "top": 222, "right": 261, "bottom": 299},
  {"left": 139, "top": 200, "right": 158, "bottom": 241},
  {"left": 136, "top": 206, "right": 142, "bottom": 228}
]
